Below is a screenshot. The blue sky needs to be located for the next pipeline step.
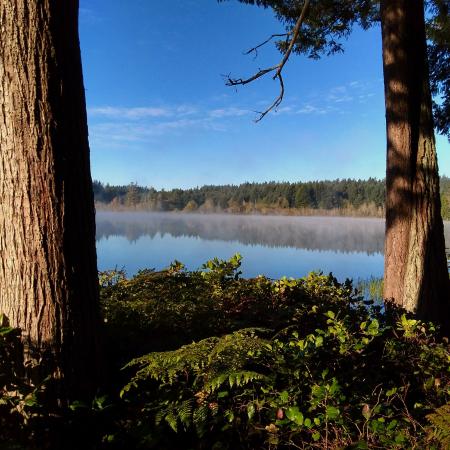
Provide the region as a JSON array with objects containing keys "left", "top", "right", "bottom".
[{"left": 79, "top": 0, "right": 449, "bottom": 189}]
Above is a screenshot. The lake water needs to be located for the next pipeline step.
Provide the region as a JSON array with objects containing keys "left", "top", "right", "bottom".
[{"left": 96, "top": 212, "right": 450, "bottom": 282}]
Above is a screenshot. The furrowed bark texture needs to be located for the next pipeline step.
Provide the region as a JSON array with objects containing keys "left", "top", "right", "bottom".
[
  {"left": 0, "top": 0, "right": 100, "bottom": 399},
  {"left": 381, "top": 0, "right": 450, "bottom": 327}
]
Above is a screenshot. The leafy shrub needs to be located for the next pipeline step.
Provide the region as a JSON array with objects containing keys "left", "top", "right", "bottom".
[
  {"left": 2, "top": 255, "right": 449, "bottom": 449},
  {"left": 114, "top": 258, "right": 450, "bottom": 449},
  {"left": 100, "top": 254, "right": 307, "bottom": 364}
]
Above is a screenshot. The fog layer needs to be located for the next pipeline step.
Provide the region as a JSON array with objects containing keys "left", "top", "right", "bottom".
[{"left": 95, "top": 212, "right": 437, "bottom": 256}]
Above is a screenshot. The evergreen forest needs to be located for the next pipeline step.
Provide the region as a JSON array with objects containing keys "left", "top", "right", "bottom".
[{"left": 94, "top": 176, "right": 450, "bottom": 220}]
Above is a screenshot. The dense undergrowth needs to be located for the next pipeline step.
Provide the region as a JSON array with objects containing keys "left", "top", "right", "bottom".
[{"left": 1, "top": 255, "right": 450, "bottom": 449}]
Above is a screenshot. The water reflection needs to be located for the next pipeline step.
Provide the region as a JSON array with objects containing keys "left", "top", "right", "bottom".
[
  {"left": 95, "top": 212, "right": 450, "bottom": 280},
  {"left": 96, "top": 212, "right": 388, "bottom": 255}
]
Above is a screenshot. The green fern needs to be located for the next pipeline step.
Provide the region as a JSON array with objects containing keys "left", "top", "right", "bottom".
[
  {"left": 177, "top": 399, "right": 193, "bottom": 428},
  {"left": 193, "top": 404, "right": 210, "bottom": 437},
  {"left": 122, "top": 328, "right": 272, "bottom": 396},
  {"left": 204, "top": 370, "right": 265, "bottom": 393},
  {"left": 121, "top": 327, "right": 273, "bottom": 440},
  {"left": 153, "top": 400, "right": 194, "bottom": 433},
  {"left": 154, "top": 408, "right": 165, "bottom": 426},
  {"left": 427, "top": 403, "right": 450, "bottom": 448},
  {"left": 123, "top": 336, "right": 219, "bottom": 388},
  {"left": 165, "top": 411, "right": 178, "bottom": 432}
]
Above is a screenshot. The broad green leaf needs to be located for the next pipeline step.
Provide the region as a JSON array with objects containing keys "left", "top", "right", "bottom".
[
  {"left": 326, "top": 406, "right": 340, "bottom": 420},
  {"left": 312, "top": 431, "right": 321, "bottom": 441},
  {"left": 286, "top": 406, "right": 304, "bottom": 426}
]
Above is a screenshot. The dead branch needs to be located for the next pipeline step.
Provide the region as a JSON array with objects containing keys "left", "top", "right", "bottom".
[
  {"left": 254, "top": 72, "right": 284, "bottom": 122},
  {"left": 225, "top": 65, "right": 279, "bottom": 86},
  {"left": 244, "top": 32, "right": 291, "bottom": 59},
  {"left": 225, "top": 0, "right": 310, "bottom": 122}
]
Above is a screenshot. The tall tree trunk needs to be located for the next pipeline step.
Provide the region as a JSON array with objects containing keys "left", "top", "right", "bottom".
[
  {"left": 0, "top": 0, "right": 101, "bottom": 400},
  {"left": 381, "top": 0, "right": 450, "bottom": 328}
]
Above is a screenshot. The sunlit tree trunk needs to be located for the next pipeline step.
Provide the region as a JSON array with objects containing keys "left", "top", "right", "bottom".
[
  {"left": 381, "top": 0, "right": 450, "bottom": 328},
  {"left": 0, "top": 0, "right": 101, "bottom": 399}
]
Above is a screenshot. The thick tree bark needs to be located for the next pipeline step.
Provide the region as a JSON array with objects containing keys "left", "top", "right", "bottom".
[
  {"left": 0, "top": 0, "right": 101, "bottom": 399},
  {"left": 381, "top": 0, "right": 450, "bottom": 327}
]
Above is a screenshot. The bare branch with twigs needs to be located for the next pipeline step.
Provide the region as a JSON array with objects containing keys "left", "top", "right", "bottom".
[
  {"left": 244, "top": 32, "right": 291, "bottom": 59},
  {"left": 225, "top": 65, "right": 279, "bottom": 86},
  {"left": 225, "top": 0, "right": 310, "bottom": 122}
]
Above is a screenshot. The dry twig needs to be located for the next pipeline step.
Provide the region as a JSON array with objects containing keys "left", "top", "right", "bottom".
[{"left": 244, "top": 32, "right": 290, "bottom": 59}]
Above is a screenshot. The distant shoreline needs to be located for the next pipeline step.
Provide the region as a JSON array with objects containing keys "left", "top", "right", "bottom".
[
  {"left": 93, "top": 177, "right": 450, "bottom": 221},
  {"left": 95, "top": 202, "right": 385, "bottom": 219},
  {"left": 95, "top": 208, "right": 450, "bottom": 226}
]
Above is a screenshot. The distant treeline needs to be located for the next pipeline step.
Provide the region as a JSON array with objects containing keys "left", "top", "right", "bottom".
[
  {"left": 441, "top": 176, "right": 450, "bottom": 220},
  {"left": 93, "top": 176, "right": 450, "bottom": 219}
]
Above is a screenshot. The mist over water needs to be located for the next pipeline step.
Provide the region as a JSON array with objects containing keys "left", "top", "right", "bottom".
[{"left": 95, "top": 212, "right": 450, "bottom": 280}]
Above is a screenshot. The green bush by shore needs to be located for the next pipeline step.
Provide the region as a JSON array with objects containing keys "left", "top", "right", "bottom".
[{"left": 1, "top": 255, "right": 450, "bottom": 449}]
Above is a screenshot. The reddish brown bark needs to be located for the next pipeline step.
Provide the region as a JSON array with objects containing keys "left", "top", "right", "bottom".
[
  {"left": 381, "top": 0, "right": 450, "bottom": 327},
  {"left": 0, "top": 0, "right": 101, "bottom": 399}
]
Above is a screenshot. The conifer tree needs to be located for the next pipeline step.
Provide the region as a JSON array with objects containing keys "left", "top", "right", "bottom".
[{"left": 221, "top": 0, "right": 450, "bottom": 327}]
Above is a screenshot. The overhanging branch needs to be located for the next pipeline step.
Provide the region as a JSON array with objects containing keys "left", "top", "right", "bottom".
[
  {"left": 244, "top": 32, "right": 290, "bottom": 59},
  {"left": 225, "top": 0, "right": 310, "bottom": 122}
]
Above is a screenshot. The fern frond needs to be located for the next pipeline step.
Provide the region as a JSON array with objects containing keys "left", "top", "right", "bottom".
[
  {"left": 193, "top": 404, "right": 210, "bottom": 438},
  {"left": 427, "top": 403, "right": 450, "bottom": 448},
  {"left": 124, "top": 337, "right": 219, "bottom": 386},
  {"left": 155, "top": 408, "right": 166, "bottom": 426},
  {"left": 204, "top": 370, "right": 265, "bottom": 393},
  {"left": 178, "top": 399, "right": 194, "bottom": 428},
  {"left": 165, "top": 411, "right": 178, "bottom": 432}
]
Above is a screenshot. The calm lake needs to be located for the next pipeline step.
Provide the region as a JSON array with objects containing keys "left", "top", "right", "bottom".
[{"left": 96, "top": 211, "right": 450, "bottom": 281}]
